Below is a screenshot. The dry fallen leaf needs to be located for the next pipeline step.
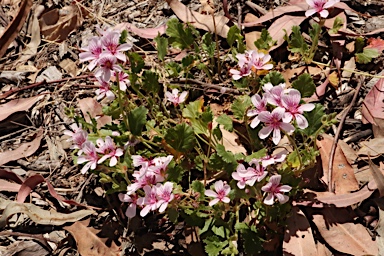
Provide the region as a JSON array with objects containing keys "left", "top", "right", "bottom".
[
  {"left": 0, "top": 197, "right": 94, "bottom": 228},
  {"left": 78, "top": 98, "right": 112, "bottom": 129},
  {"left": 283, "top": 207, "right": 317, "bottom": 256},
  {"left": 114, "top": 22, "right": 167, "bottom": 39},
  {"left": 0, "top": 129, "right": 43, "bottom": 166},
  {"left": 362, "top": 78, "right": 384, "bottom": 128},
  {"left": 357, "top": 138, "right": 384, "bottom": 159},
  {"left": 328, "top": 71, "right": 339, "bottom": 89},
  {"left": 244, "top": 31, "right": 260, "bottom": 50},
  {"left": 166, "top": 0, "right": 230, "bottom": 38},
  {"left": 0, "top": 95, "right": 40, "bottom": 122},
  {"left": 341, "top": 57, "right": 356, "bottom": 78},
  {"left": 64, "top": 220, "right": 120, "bottom": 256}
]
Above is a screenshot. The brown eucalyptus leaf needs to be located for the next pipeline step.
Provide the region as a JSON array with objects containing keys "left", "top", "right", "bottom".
[
  {"left": 374, "top": 198, "right": 384, "bottom": 256},
  {"left": 0, "top": 95, "right": 40, "bottom": 122},
  {"left": 283, "top": 207, "right": 317, "bottom": 256},
  {"left": 0, "top": 197, "right": 94, "bottom": 228},
  {"left": 358, "top": 138, "right": 384, "bottom": 159},
  {"left": 114, "top": 22, "right": 167, "bottom": 39},
  {"left": 361, "top": 78, "right": 384, "bottom": 126},
  {"left": 368, "top": 157, "right": 384, "bottom": 197},
  {"left": 78, "top": 98, "right": 112, "bottom": 129},
  {"left": 0, "top": 129, "right": 43, "bottom": 166},
  {"left": 64, "top": 221, "right": 120, "bottom": 256},
  {"left": 309, "top": 207, "right": 378, "bottom": 255},
  {"left": 166, "top": 0, "right": 230, "bottom": 38}
]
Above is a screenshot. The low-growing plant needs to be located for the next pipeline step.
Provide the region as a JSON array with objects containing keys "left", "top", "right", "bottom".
[{"left": 66, "top": 12, "right": 338, "bottom": 255}]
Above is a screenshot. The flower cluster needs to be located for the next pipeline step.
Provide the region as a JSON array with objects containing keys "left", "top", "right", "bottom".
[
  {"left": 230, "top": 50, "right": 273, "bottom": 80},
  {"left": 305, "top": 0, "right": 339, "bottom": 18},
  {"left": 118, "top": 155, "right": 174, "bottom": 218},
  {"left": 247, "top": 82, "right": 315, "bottom": 145},
  {"left": 79, "top": 29, "right": 132, "bottom": 100},
  {"left": 64, "top": 124, "right": 123, "bottom": 174}
]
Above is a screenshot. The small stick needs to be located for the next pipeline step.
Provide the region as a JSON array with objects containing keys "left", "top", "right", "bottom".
[{"left": 328, "top": 76, "right": 364, "bottom": 192}]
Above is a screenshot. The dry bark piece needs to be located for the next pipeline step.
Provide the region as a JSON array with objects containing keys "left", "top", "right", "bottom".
[
  {"left": 166, "top": 0, "right": 230, "bottom": 38},
  {"left": 64, "top": 220, "right": 121, "bottom": 256},
  {"left": 283, "top": 207, "right": 318, "bottom": 256},
  {"left": 0, "top": 0, "right": 33, "bottom": 58}
]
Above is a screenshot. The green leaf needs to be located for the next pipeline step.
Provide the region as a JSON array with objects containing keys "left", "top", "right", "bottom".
[
  {"left": 328, "top": 16, "right": 344, "bottom": 35},
  {"left": 309, "top": 23, "right": 321, "bottom": 44},
  {"left": 212, "top": 226, "right": 226, "bottom": 238},
  {"left": 142, "top": 70, "right": 160, "bottom": 93},
  {"left": 166, "top": 18, "right": 195, "bottom": 49},
  {"left": 216, "top": 114, "right": 233, "bottom": 132},
  {"left": 245, "top": 148, "right": 267, "bottom": 162},
  {"left": 291, "top": 73, "right": 316, "bottom": 98},
  {"left": 301, "top": 103, "right": 324, "bottom": 136},
  {"left": 254, "top": 28, "right": 276, "bottom": 50},
  {"left": 356, "top": 48, "right": 380, "bottom": 64},
  {"left": 119, "top": 30, "right": 128, "bottom": 44},
  {"left": 287, "top": 151, "right": 300, "bottom": 168},
  {"left": 227, "top": 25, "right": 240, "bottom": 47},
  {"left": 167, "top": 208, "right": 179, "bottom": 223},
  {"left": 235, "top": 223, "right": 262, "bottom": 255},
  {"left": 167, "top": 163, "right": 184, "bottom": 183},
  {"left": 183, "top": 99, "right": 211, "bottom": 135},
  {"left": 355, "top": 37, "right": 365, "bottom": 53},
  {"left": 216, "top": 144, "right": 236, "bottom": 163},
  {"left": 165, "top": 123, "right": 196, "bottom": 152},
  {"left": 166, "top": 61, "right": 182, "bottom": 77},
  {"left": 260, "top": 71, "right": 285, "bottom": 86},
  {"left": 192, "top": 180, "right": 205, "bottom": 196},
  {"left": 128, "top": 106, "right": 148, "bottom": 136},
  {"left": 154, "top": 35, "right": 168, "bottom": 61},
  {"left": 202, "top": 33, "right": 216, "bottom": 58},
  {"left": 285, "top": 26, "right": 308, "bottom": 55},
  {"left": 231, "top": 95, "right": 251, "bottom": 121},
  {"left": 204, "top": 236, "right": 229, "bottom": 256},
  {"left": 232, "top": 78, "right": 248, "bottom": 89},
  {"left": 183, "top": 99, "right": 203, "bottom": 119},
  {"left": 127, "top": 52, "right": 144, "bottom": 73}
]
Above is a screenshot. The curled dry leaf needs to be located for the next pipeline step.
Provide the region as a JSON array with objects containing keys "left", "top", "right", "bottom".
[
  {"left": 114, "top": 22, "right": 167, "bottom": 39},
  {"left": 166, "top": 0, "right": 230, "bottom": 38},
  {"left": 0, "top": 129, "right": 43, "bottom": 166},
  {"left": 307, "top": 207, "right": 378, "bottom": 255},
  {"left": 39, "top": 5, "right": 83, "bottom": 42},
  {"left": 0, "top": 0, "right": 33, "bottom": 58},
  {"left": 0, "top": 95, "right": 41, "bottom": 122},
  {"left": 64, "top": 221, "right": 121, "bottom": 256},
  {"left": 361, "top": 78, "right": 384, "bottom": 127},
  {"left": 357, "top": 138, "right": 384, "bottom": 159},
  {"left": 283, "top": 207, "right": 317, "bottom": 256},
  {"left": 0, "top": 197, "right": 94, "bottom": 228}
]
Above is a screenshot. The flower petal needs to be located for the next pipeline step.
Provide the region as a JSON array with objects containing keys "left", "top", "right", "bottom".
[
  {"left": 263, "top": 193, "right": 275, "bottom": 205},
  {"left": 259, "top": 126, "right": 273, "bottom": 139},
  {"left": 209, "top": 198, "right": 220, "bottom": 206},
  {"left": 205, "top": 190, "right": 218, "bottom": 198}
]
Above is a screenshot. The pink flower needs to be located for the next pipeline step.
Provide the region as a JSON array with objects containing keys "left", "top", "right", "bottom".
[
  {"left": 249, "top": 50, "right": 273, "bottom": 70},
  {"left": 156, "top": 182, "right": 174, "bottom": 213},
  {"left": 119, "top": 193, "right": 139, "bottom": 218},
  {"left": 247, "top": 94, "right": 267, "bottom": 128},
  {"left": 261, "top": 174, "right": 292, "bottom": 205},
  {"left": 77, "top": 141, "right": 99, "bottom": 174},
  {"left": 263, "top": 82, "right": 287, "bottom": 108},
  {"left": 258, "top": 108, "right": 295, "bottom": 145},
  {"left": 257, "top": 152, "right": 287, "bottom": 167},
  {"left": 204, "top": 180, "right": 231, "bottom": 206},
  {"left": 305, "top": 0, "right": 339, "bottom": 18},
  {"left": 114, "top": 71, "right": 130, "bottom": 91},
  {"left": 63, "top": 123, "right": 88, "bottom": 154},
  {"left": 95, "top": 77, "right": 115, "bottom": 101},
  {"left": 148, "top": 155, "right": 173, "bottom": 179},
  {"left": 230, "top": 62, "right": 252, "bottom": 80},
  {"left": 94, "top": 56, "right": 122, "bottom": 82},
  {"left": 132, "top": 155, "right": 153, "bottom": 168},
  {"left": 139, "top": 185, "right": 159, "bottom": 217},
  {"left": 281, "top": 89, "right": 315, "bottom": 129},
  {"left": 165, "top": 89, "right": 188, "bottom": 106},
  {"left": 79, "top": 37, "right": 103, "bottom": 71},
  {"left": 100, "top": 30, "right": 132, "bottom": 62},
  {"left": 232, "top": 161, "right": 267, "bottom": 189},
  {"left": 96, "top": 136, "right": 123, "bottom": 166}
]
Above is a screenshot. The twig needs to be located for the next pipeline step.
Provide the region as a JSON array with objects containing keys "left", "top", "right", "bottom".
[
  {"left": 328, "top": 76, "right": 364, "bottom": 192},
  {"left": 172, "top": 78, "right": 241, "bottom": 94},
  {"left": 0, "top": 75, "right": 97, "bottom": 99}
]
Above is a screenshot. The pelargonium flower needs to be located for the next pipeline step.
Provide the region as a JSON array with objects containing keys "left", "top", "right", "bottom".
[
  {"left": 119, "top": 193, "right": 139, "bottom": 218},
  {"left": 263, "top": 82, "right": 287, "bottom": 108},
  {"left": 305, "top": 0, "right": 340, "bottom": 18},
  {"left": 94, "top": 55, "right": 122, "bottom": 82},
  {"left": 63, "top": 123, "right": 88, "bottom": 154},
  {"left": 77, "top": 141, "right": 99, "bottom": 174},
  {"left": 232, "top": 161, "right": 267, "bottom": 189},
  {"left": 257, "top": 152, "right": 287, "bottom": 167},
  {"left": 230, "top": 61, "right": 252, "bottom": 80},
  {"left": 100, "top": 30, "right": 132, "bottom": 62},
  {"left": 114, "top": 71, "right": 130, "bottom": 91},
  {"left": 96, "top": 136, "right": 123, "bottom": 167},
  {"left": 156, "top": 182, "right": 174, "bottom": 213},
  {"left": 247, "top": 94, "right": 267, "bottom": 128},
  {"left": 139, "top": 185, "right": 159, "bottom": 217},
  {"left": 95, "top": 77, "right": 115, "bottom": 101},
  {"left": 281, "top": 89, "right": 315, "bottom": 129},
  {"left": 249, "top": 50, "right": 273, "bottom": 70},
  {"left": 165, "top": 89, "right": 188, "bottom": 106},
  {"left": 258, "top": 107, "right": 295, "bottom": 145},
  {"left": 204, "top": 180, "right": 231, "bottom": 206},
  {"left": 261, "top": 174, "right": 292, "bottom": 205},
  {"left": 79, "top": 37, "right": 103, "bottom": 71}
]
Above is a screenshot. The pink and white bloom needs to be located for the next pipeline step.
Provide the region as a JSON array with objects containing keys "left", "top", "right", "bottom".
[
  {"left": 114, "top": 71, "right": 130, "bottom": 91},
  {"left": 247, "top": 94, "right": 267, "bottom": 128},
  {"left": 139, "top": 185, "right": 159, "bottom": 217},
  {"left": 257, "top": 152, "right": 287, "bottom": 167},
  {"left": 79, "top": 37, "right": 103, "bottom": 71},
  {"left": 100, "top": 30, "right": 132, "bottom": 62},
  {"left": 132, "top": 155, "right": 153, "bottom": 168},
  {"left": 204, "top": 180, "right": 231, "bottom": 206},
  {"left": 249, "top": 50, "right": 273, "bottom": 70},
  {"left": 94, "top": 56, "right": 122, "bottom": 82},
  {"left": 165, "top": 89, "right": 188, "bottom": 106},
  {"left": 281, "top": 89, "right": 315, "bottom": 129},
  {"left": 148, "top": 155, "right": 173, "bottom": 179},
  {"left": 119, "top": 193, "right": 139, "bottom": 218},
  {"left": 63, "top": 123, "right": 88, "bottom": 154},
  {"left": 156, "top": 182, "right": 174, "bottom": 213},
  {"left": 261, "top": 174, "right": 292, "bottom": 205},
  {"left": 77, "top": 141, "right": 99, "bottom": 174},
  {"left": 230, "top": 61, "right": 252, "bottom": 80},
  {"left": 258, "top": 108, "right": 295, "bottom": 145},
  {"left": 96, "top": 136, "right": 123, "bottom": 167},
  {"left": 305, "top": 0, "right": 339, "bottom": 18},
  {"left": 263, "top": 82, "right": 287, "bottom": 108},
  {"left": 230, "top": 50, "right": 273, "bottom": 80},
  {"left": 95, "top": 77, "right": 115, "bottom": 101},
  {"left": 232, "top": 161, "right": 267, "bottom": 189}
]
